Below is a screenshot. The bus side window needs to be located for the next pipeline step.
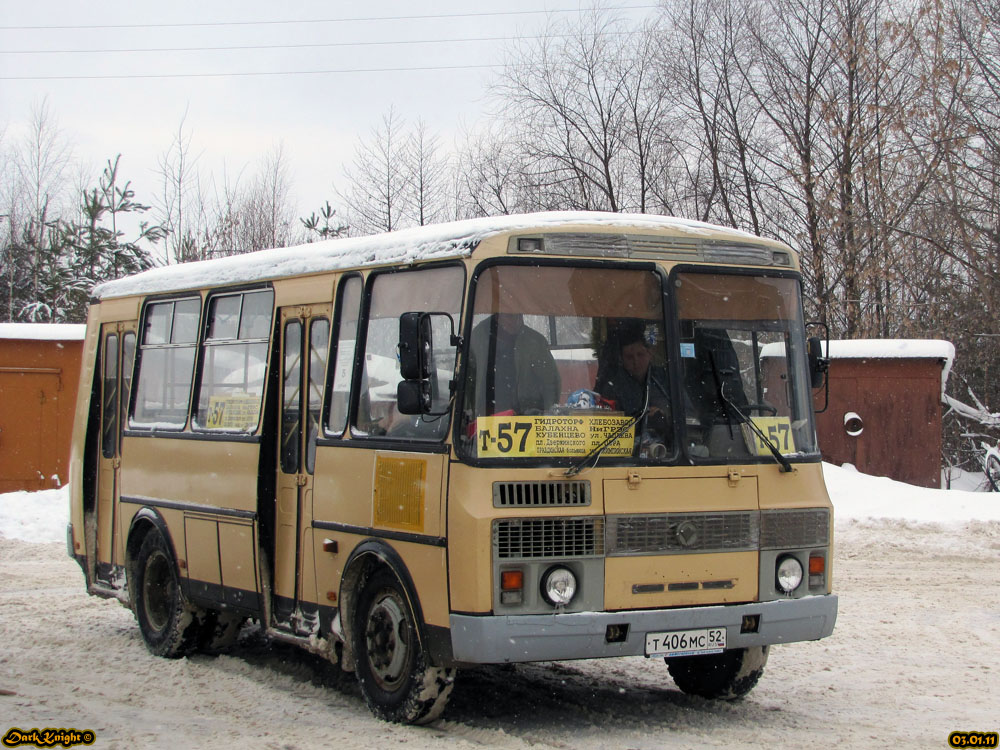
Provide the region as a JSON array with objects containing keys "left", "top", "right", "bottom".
[
  {"left": 193, "top": 289, "right": 274, "bottom": 433},
  {"left": 353, "top": 265, "right": 463, "bottom": 441},
  {"left": 132, "top": 297, "right": 201, "bottom": 429},
  {"left": 101, "top": 333, "right": 119, "bottom": 458},
  {"left": 325, "top": 275, "right": 363, "bottom": 436}
]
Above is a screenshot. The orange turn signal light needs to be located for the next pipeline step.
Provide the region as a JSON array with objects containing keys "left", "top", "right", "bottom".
[
  {"left": 501, "top": 570, "right": 524, "bottom": 591},
  {"left": 809, "top": 555, "right": 825, "bottom": 575}
]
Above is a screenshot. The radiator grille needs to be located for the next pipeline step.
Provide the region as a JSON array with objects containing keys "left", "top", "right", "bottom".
[
  {"left": 494, "top": 517, "right": 604, "bottom": 559},
  {"left": 760, "top": 508, "right": 830, "bottom": 549},
  {"left": 606, "top": 512, "right": 758, "bottom": 556},
  {"left": 493, "top": 480, "right": 591, "bottom": 508}
]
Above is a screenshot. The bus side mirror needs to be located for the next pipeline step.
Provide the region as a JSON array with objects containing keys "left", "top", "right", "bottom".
[
  {"left": 397, "top": 380, "right": 431, "bottom": 415},
  {"left": 807, "top": 335, "right": 829, "bottom": 390},
  {"left": 397, "top": 311, "right": 459, "bottom": 416},
  {"left": 399, "top": 312, "right": 433, "bottom": 381}
]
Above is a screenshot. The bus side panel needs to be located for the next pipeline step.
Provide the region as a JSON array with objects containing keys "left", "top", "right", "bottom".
[
  {"left": 119, "top": 435, "right": 262, "bottom": 607},
  {"left": 310, "top": 445, "right": 450, "bottom": 628}
]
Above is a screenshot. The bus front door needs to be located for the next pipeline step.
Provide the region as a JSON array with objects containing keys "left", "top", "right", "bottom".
[
  {"left": 274, "top": 306, "right": 330, "bottom": 630},
  {"left": 94, "top": 323, "right": 135, "bottom": 585}
]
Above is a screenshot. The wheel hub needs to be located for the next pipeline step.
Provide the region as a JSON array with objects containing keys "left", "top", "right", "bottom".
[
  {"left": 143, "top": 550, "right": 174, "bottom": 632},
  {"left": 365, "top": 591, "right": 409, "bottom": 690}
]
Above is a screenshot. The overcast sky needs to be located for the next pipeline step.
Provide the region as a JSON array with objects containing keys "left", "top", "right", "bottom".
[{"left": 1, "top": 1, "right": 657, "bottom": 225}]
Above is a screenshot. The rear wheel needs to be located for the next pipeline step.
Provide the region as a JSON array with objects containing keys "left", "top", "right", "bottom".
[
  {"left": 132, "top": 529, "right": 202, "bottom": 658},
  {"left": 353, "top": 569, "right": 455, "bottom": 724},
  {"left": 666, "top": 646, "right": 769, "bottom": 700}
]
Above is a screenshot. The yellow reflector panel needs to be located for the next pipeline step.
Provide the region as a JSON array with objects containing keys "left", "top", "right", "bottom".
[{"left": 373, "top": 456, "right": 426, "bottom": 533}]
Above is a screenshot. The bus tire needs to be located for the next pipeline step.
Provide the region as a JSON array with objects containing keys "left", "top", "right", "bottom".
[
  {"left": 666, "top": 645, "right": 769, "bottom": 700},
  {"left": 133, "top": 529, "right": 201, "bottom": 658},
  {"left": 352, "top": 568, "right": 455, "bottom": 724}
]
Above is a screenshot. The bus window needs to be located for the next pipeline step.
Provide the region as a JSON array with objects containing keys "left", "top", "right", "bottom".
[
  {"left": 354, "top": 265, "right": 463, "bottom": 441},
  {"left": 675, "top": 272, "right": 817, "bottom": 460},
  {"left": 132, "top": 297, "right": 201, "bottom": 429},
  {"left": 101, "top": 333, "right": 119, "bottom": 458},
  {"left": 459, "top": 264, "right": 670, "bottom": 462},
  {"left": 281, "top": 320, "right": 302, "bottom": 474},
  {"left": 194, "top": 289, "right": 274, "bottom": 433},
  {"left": 325, "top": 276, "right": 363, "bottom": 436},
  {"left": 305, "top": 317, "right": 329, "bottom": 473}
]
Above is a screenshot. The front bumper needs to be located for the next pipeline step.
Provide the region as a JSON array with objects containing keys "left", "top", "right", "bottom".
[{"left": 450, "top": 593, "right": 837, "bottom": 663}]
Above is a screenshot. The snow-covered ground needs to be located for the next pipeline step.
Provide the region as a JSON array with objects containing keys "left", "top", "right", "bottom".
[{"left": 1, "top": 465, "right": 997, "bottom": 748}]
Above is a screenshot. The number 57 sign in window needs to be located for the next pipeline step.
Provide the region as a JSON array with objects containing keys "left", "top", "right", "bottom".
[{"left": 745, "top": 416, "right": 797, "bottom": 456}]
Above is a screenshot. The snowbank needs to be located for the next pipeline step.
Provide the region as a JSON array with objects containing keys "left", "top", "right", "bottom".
[
  {"left": 823, "top": 462, "right": 1000, "bottom": 524},
  {"left": 0, "top": 487, "right": 69, "bottom": 543}
]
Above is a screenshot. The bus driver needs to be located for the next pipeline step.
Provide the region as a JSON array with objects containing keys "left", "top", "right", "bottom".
[{"left": 595, "top": 323, "right": 672, "bottom": 449}]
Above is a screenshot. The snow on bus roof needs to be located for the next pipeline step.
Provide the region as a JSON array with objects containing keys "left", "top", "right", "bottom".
[
  {"left": 93, "top": 211, "right": 765, "bottom": 300},
  {"left": 0, "top": 323, "right": 87, "bottom": 341}
]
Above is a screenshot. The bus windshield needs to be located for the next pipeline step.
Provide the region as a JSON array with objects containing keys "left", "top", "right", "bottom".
[
  {"left": 675, "top": 271, "right": 818, "bottom": 462},
  {"left": 457, "top": 264, "right": 817, "bottom": 465}
]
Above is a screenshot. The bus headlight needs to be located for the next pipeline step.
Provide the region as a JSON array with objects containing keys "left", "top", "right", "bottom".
[
  {"left": 540, "top": 566, "right": 577, "bottom": 606},
  {"left": 776, "top": 555, "right": 804, "bottom": 593}
]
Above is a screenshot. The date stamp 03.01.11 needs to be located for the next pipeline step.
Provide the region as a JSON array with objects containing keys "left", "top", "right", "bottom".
[{"left": 948, "top": 732, "right": 999, "bottom": 748}]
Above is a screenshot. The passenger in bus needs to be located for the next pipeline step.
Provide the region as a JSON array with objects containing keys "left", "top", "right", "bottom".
[
  {"left": 468, "top": 313, "right": 560, "bottom": 415},
  {"left": 595, "top": 323, "right": 671, "bottom": 441}
]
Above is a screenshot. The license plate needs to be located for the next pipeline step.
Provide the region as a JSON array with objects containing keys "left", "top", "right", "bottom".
[{"left": 645, "top": 627, "right": 727, "bottom": 657}]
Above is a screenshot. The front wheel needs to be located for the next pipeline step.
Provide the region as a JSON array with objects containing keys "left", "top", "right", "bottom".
[
  {"left": 132, "top": 529, "right": 202, "bottom": 658},
  {"left": 666, "top": 645, "right": 769, "bottom": 700},
  {"left": 353, "top": 569, "right": 455, "bottom": 724}
]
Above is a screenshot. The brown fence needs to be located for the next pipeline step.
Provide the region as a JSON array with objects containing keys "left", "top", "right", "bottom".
[{"left": 0, "top": 325, "right": 85, "bottom": 492}]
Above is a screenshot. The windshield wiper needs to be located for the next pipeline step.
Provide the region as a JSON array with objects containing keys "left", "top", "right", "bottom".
[
  {"left": 709, "top": 352, "right": 792, "bottom": 473},
  {"left": 564, "top": 374, "right": 650, "bottom": 477}
]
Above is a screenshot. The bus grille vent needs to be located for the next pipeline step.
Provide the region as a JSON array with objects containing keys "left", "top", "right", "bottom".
[
  {"left": 606, "top": 512, "right": 758, "bottom": 556},
  {"left": 493, "top": 480, "right": 591, "bottom": 508},
  {"left": 494, "top": 517, "right": 604, "bottom": 559},
  {"left": 760, "top": 508, "right": 830, "bottom": 549}
]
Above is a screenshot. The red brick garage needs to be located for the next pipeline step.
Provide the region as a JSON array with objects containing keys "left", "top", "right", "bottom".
[
  {"left": 0, "top": 323, "right": 85, "bottom": 492},
  {"left": 813, "top": 340, "right": 954, "bottom": 489}
]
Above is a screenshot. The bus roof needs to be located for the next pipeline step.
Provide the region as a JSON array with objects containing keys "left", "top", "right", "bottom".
[{"left": 93, "top": 211, "right": 776, "bottom": 300}]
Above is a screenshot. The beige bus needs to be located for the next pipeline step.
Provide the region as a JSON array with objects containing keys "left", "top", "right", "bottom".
[{"left": 67, "top": 212, "right": 837, "bottom": 724}]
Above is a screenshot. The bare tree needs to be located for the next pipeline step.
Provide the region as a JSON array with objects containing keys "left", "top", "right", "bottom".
[
  {"left": 1, "top": 99, "right": 74, "bottom": 321},
  {"left": 494, "top": 10, "right": 642, "bottom": 211},
  {"left": 337, "top": 108, "right": 411, "bottom": 234},
  {"left": 204, "top": 144, "right": 296, "bottom": 255},
  {"left": 455, "top": 125, "right": 523, "bottom": 218},
  {"left": 155, "top": 111, "right": 207, "bottom": 263},
  {"left": 406, "top": 119, "right": 451, "bottom": 226}
]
